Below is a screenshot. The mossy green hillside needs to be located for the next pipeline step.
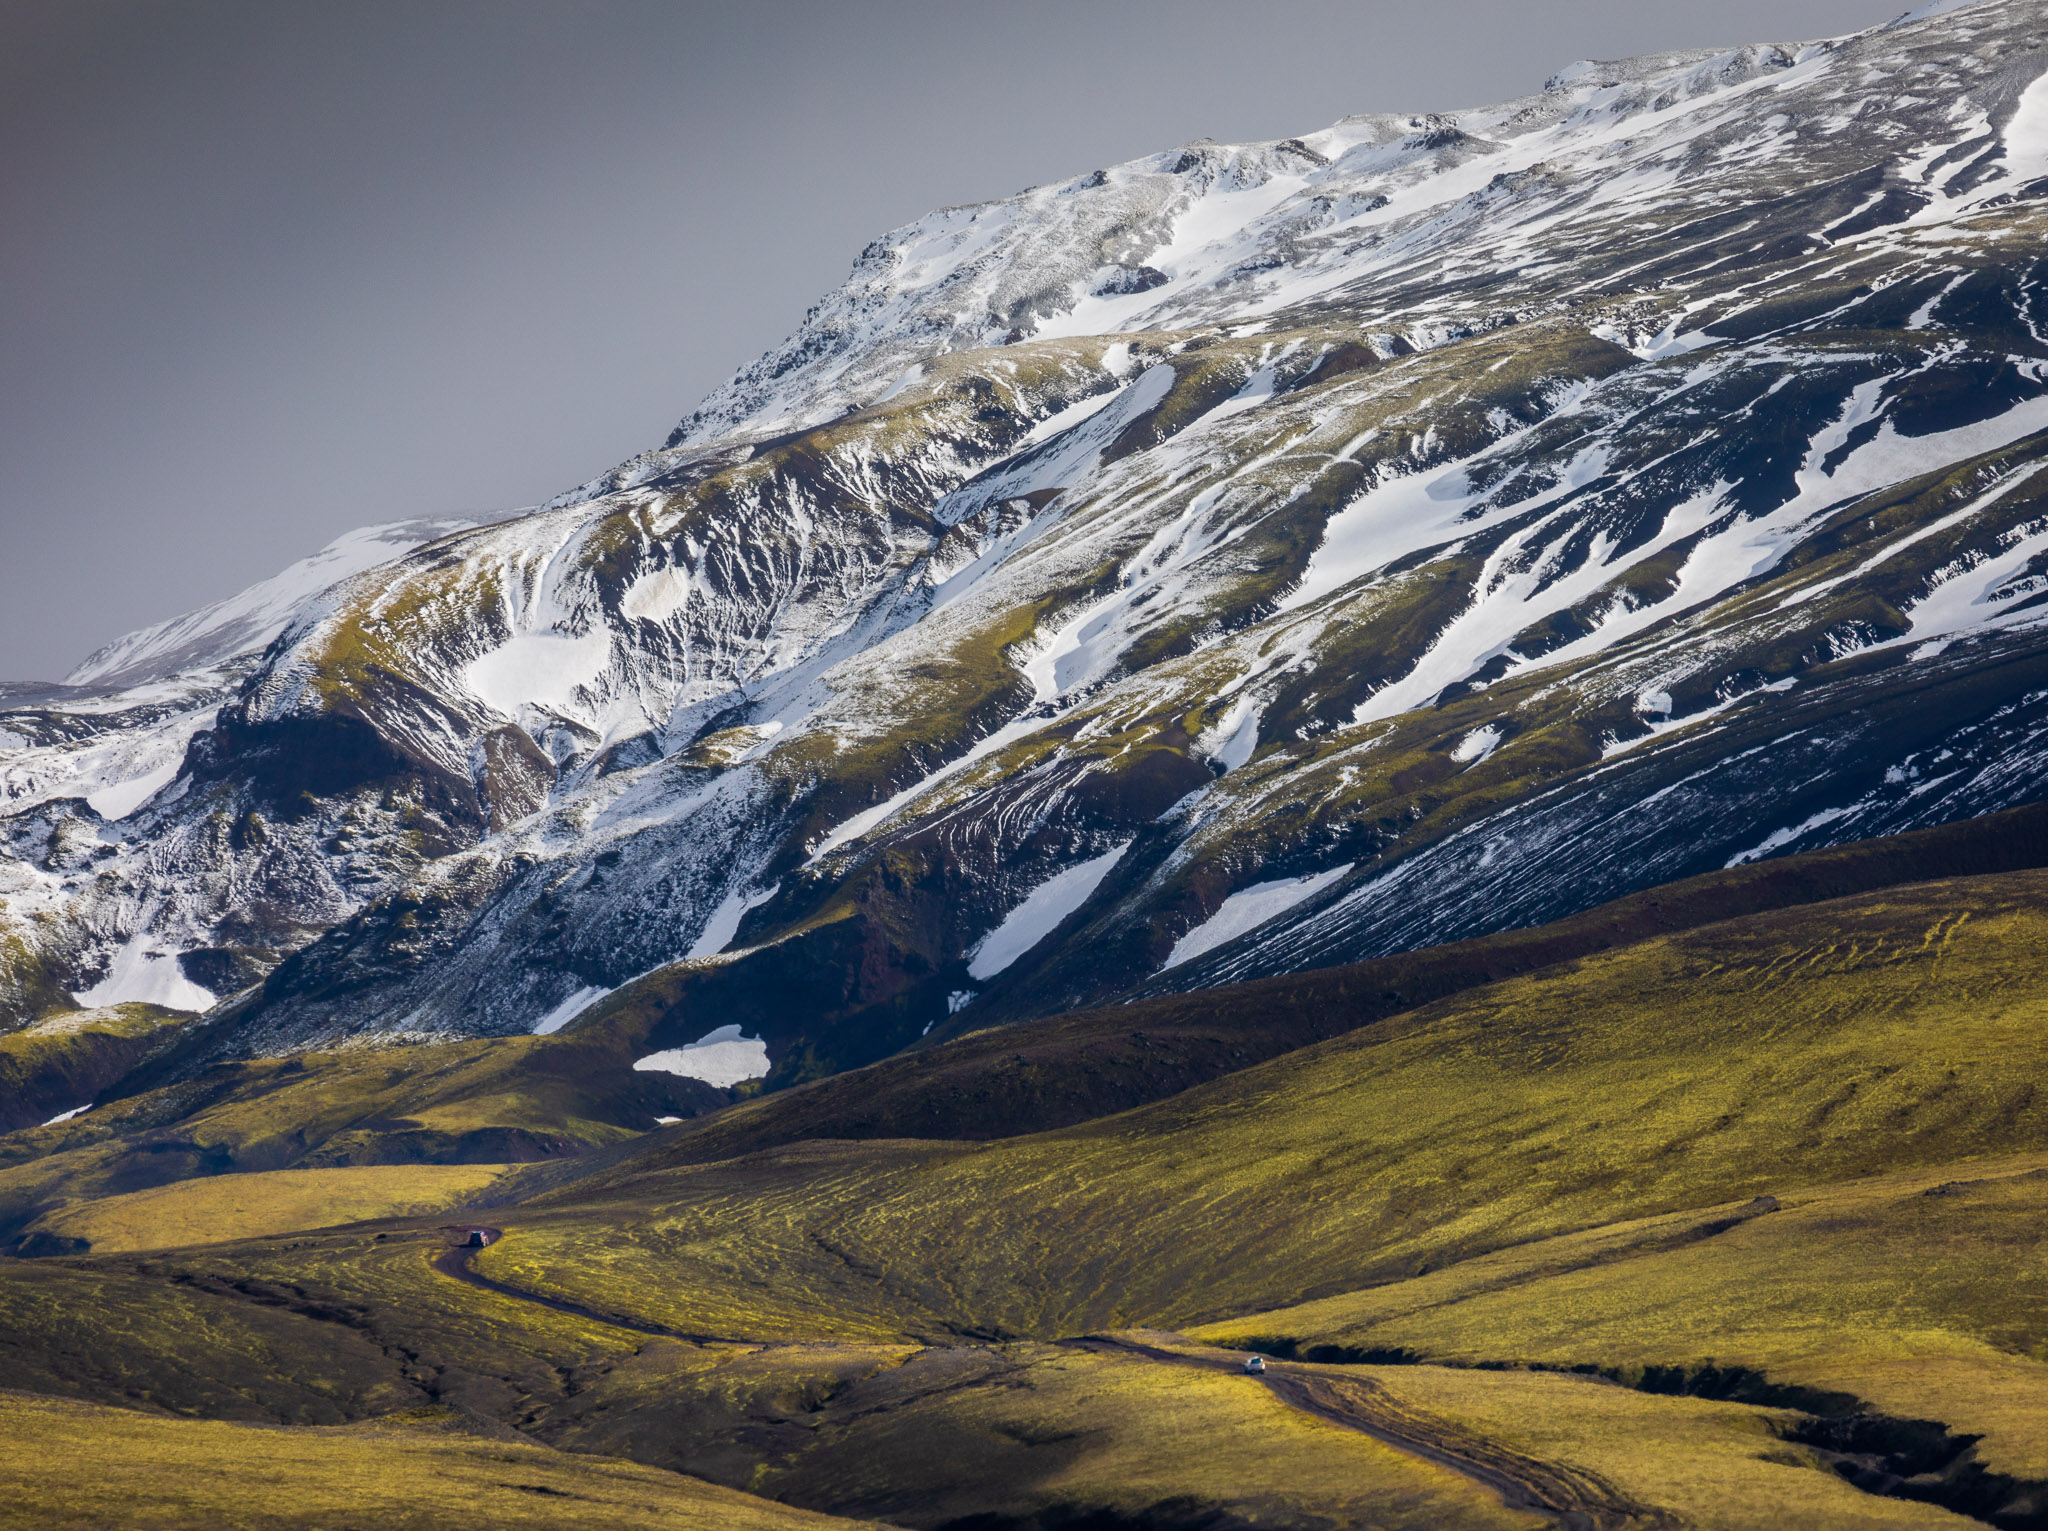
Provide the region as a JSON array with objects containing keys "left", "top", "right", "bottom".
[
  {"left": 0, "top": 1003, "right": 198, "bottom": 1133},
  {"left": 1196, "top": 1151, "right": 2048, "bottom": 1482},
  {"left": 3, "top": 860, "right": 2046, "bottom": 1526},
  {"left": 25, "top": 1163, "right": 515, "bottom": 1253},
  {"left": 466, "top": 871, "right": 2048, "bottom": 1368},
  {"left": 0, "top": 1248, "right": 1950, "bottom": 1531},
  {"left": 0, "top": 1026, "right": 718, "bottom": 1251},
  {"left": 547, "top": 1338, "right": 1547, "bottom": 1531},
  {"left": 0, "top": 1390, "right": 883, "bottom": 1531}
]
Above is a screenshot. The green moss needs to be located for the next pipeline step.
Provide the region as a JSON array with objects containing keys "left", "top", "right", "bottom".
[
  {"left": 5, "top": 863, "right": 2048, "bottom": 1526},
  {"left": 441, "top": 873, "right": 2048, "bottom": 1360},
  {"left": 0, "top": 1026, "right": 704, "bottom": 1248},
  {"left": 0, "top": 1003, "right": 200, "bottom": 1134},
  {"left": 0, "top": 1390, "right": 876, "bottom": 1529}
]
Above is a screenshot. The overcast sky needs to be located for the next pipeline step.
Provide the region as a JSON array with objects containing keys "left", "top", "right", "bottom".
[{"left": 2, "top": 0, "right": 1901, "bottom": 680}]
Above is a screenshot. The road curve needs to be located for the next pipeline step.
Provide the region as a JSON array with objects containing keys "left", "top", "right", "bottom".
[
  {"left": 431, "top": 1229, "right": 737, "bottom": 1344},
  {"left": 1068, "top": 1333, "right": 1673, "bottom": 1531},
  {"left": 430, "top": 1243, "right": 1667, "bottom": 1527}
]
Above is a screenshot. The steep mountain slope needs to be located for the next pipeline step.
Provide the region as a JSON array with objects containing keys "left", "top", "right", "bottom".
[{"left": 5, "top": 0, "right": 2048, "bottom": 1091}]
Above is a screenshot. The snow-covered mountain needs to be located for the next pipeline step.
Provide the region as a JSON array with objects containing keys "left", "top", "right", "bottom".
[{"left": 6, "top": 0, "right": 2048, "bottom": 1087}]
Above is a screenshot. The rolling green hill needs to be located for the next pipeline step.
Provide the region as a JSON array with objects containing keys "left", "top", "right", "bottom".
[
  {"left": 0, "top": 1390, "right": 889, "bottom": 1531},
  {"left": 3, "top": 839, "right": 2047, "bottom": 1525}
]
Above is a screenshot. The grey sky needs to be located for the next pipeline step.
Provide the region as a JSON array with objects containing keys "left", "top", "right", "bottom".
[{"left": 2, "top": 0, "right": 1898, "bottom": 680}]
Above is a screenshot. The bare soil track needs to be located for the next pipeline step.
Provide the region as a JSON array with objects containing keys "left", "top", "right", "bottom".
[
  {"left": 1070, "top": 1334, "right": 1672, "bottom": 1530},
  {"left": 429, "top": 1244, "right": 1669, "bottom": 1527},
  {"left": 431, "top": 1230, "right": 733, "bottom": 1344}
]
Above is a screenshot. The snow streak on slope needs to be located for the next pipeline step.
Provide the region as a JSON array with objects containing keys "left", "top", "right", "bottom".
[
  {"left": 633, "top": 1024, "right": 770, "bottom": 1086},
  {"left": 967, "top": 842, "right": 1132, "bottom": 983},
  {"left": 71, "top": 927, "right": 215, "bottom": 1012},
  {"left": 1160, "top": 863, "right": 1353, "bottom": 972}
]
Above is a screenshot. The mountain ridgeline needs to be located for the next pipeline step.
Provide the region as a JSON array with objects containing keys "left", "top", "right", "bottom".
[{"left": 6, "top": 0, "right": 2048, "bottom": 1094}]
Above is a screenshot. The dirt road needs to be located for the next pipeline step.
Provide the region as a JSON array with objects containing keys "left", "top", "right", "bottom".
[
  {"left": 427, "top": 1246, "right": 1666, "bottom": 1527},
  {"left": 1069, "top": 1333, "right": 1674, "bottom": 1531},
  {"left": 431, "top": 1229, "right": 733, "bottom": 1344}
]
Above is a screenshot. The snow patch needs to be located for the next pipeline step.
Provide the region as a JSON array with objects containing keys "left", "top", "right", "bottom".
[
  {"left": 42, "top": 1104, "right": 91, "bottom": 1126},
  {"left": 1590, "top": 320, "right": 1716, "bottom": 360},
  {"left": 71, "top": 930, "right": 213, "bottom": 1013},
  {"left": 86, "top": 757, "right": 183, "bottom": 821},
  {"left": 1014, "top": 383, "right": 1129, "bottom": 450},
  {"left": 967, "top": 841, "right": 1131, "bottom": 981},
  {"left": 3, "top": 704, "right": 218, "bottom": 821},
  {"left": 1161, "top": 863, "right": 1354, "bottom": 971},
  {"left": 1451, "top": 727, "right": 1502, "bottom": 765},
  {"left": 1281, "top": 385, "right": 1599, "bottom": 616},
  {"left": 1726, "top": 806, "right": 1859, "bottom": 866},
  {"left": 532, "top": 984, "right": 611, "bottom": 1035},
  {"left": 620, "top": 565, "right": 694, "bottom": 624},
  {"left": 687, "top": 881, "right": 780, "bottom": 959},
  {"left": 940, "top": 365, "right": 1176, "bottom": 528},
  {"left": 1197, "top": 696, "right": 1262, "bottom": 772},
  {"left": 633, "top": 1024, "right": 770, "bottom": 1087},
  {"left": 1194, "top": 363, "right": 1285, "bottom": 431},
  {"left": 465, "top": 628, "right": 613, "bottom": 718},
  {"left": 2002, "top": 61, "right": 2048, "bottom": 183},
  {"left": 872, "top": 364, "right": 925, "bottom": 404}
]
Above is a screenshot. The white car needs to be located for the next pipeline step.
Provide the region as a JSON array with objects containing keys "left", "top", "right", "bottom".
[{"left": 1243, "top": 1355, "right": 1267, "bottom": 1375}]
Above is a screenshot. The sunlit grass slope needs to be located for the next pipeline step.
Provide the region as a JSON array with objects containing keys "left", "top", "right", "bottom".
[
  {"left": 538, "top": 1332, "right": 1976, "bottom": 1530},
  {"left": 1196, "top": 1150, "right": 2048, "bottom": 1482},
  {"left": 0, "top": 1028, "right": 715, "bottom": 1251},
  {"left": 0, "top": 1224, "right": 662, "bottom": 1424},
  {"left": 488, "top": 867, "right": 2048, "bottom": 1341},
  {"left": 1303, "top": 1361, "right": 1964, "bottom": 1530},
  {"left": 1081, "top": 1335, "right": 1966, "bottom": 1531},
  {"left": 0, "top": 1389, "right": 885, "bottom": 1531},
  {"left": 2, "top": 863, "right": 2045, "bottom": 1527},
  {"left": 23, "top": 1163, "right": 512, "bottom": 1252},
  {"left": 0, "top": 1003, "right": 198, "bottom": 1133},
  {"left": 0, "top": 1250, "right": 1538, "bottom": 1529},
  {"left": 555, "top": 1338, "right": 1543, "bottom": 1531},
  {"left": 0, "top": 1237, "right": 1995, "bottom": 1530}
]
